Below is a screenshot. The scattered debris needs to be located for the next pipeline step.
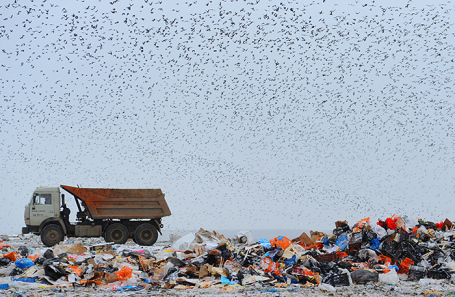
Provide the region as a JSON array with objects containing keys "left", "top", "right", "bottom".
[{"left": 1, "top": 216, "right": 455, "bottom": 295}]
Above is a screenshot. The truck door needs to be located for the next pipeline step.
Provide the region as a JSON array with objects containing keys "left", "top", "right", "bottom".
[{"left": 30, "top": 193, "right": 56, "bottom": 226}]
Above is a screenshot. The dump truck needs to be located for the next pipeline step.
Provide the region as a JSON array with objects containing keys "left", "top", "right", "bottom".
[{"left": 22, "top": 185, "right": 171, "bottom": 247}]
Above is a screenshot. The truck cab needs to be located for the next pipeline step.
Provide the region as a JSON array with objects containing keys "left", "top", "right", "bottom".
[
  {"left": 23, "top": 187, "right": 67, "bottom": 245},
  {"left": 25, "top": 187, "right": 61, "bottom": 229}
]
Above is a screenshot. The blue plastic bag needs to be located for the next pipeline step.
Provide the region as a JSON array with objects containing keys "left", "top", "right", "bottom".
[
  {"left": 12, "top": 278, "right": 36, "bottom": 283},
  {"left": 258, "top": 239, "right": 272, "bottom": 249},
  {"left": 323, "top": 237, "right": 329, "bottom": 247},
  {"left": 116, "top": 286, "right": 142, "bottom": 291},
  {"left": 221, "top": 275, "right": 234, "bottom": 285},
  {"left": 369, "top": 238, "right": 380, "bottom": 250},
  {"left": 285, "top": 255, "right": 296, "bottom": 265},
  {"left": 15, "top": 258, "right": 34, "bottom": 269},
  {"left": 388, "top": 265, "right": 399, "bottom": 272},
  {"left": 335, "top": 235, "right": 349, "bottom": 251}
]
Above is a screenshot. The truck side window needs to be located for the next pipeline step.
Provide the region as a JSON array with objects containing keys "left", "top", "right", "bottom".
[{"left": 34, "top": 194, "right": 52, "bottom": 205}]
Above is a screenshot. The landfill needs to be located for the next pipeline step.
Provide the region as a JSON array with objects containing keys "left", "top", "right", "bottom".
[{"left": 2, "top": 215, "right": 455, "bottom": 296}]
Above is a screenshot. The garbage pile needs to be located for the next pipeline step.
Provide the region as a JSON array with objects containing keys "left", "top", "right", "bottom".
[{"left": 1, "top": 215, "right": 455, "bottom": 294}]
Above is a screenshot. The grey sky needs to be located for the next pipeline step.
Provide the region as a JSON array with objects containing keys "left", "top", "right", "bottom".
[{"left": 1, "top": 0, "right": 454, "bottom": 235}]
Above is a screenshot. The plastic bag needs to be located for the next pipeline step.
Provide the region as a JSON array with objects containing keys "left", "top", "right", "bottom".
[
  {"left": 220, "top": 275, "right": 235, "bottom": 285},
  {"left": 285, "top": 255, "right": 296, "bottom": 265},
  {"left": 358, "top": 249, "right": 377, "bottom": 261},
  {"left": 398, "top": 258, "right": 414, "bottom": 274},
  {"left": 350, "top": 269, "right": 378, "bottom": 284},
  {"left": 270, "top": 236, "right": 292, "bottom": 250},
  {"left": 369, "top": 238, "right": 380, "bottom": 250},
  {"left": 335, "top": 235, "right": 349, "bottom": 251},
  {"left": 18, "top": 246, "right": 30, "bottom": 257},
  {"left": 322, "top": 271, "right": 351, "bottom": 287},
  {"left": 235, "top": 231, "right": 254, "bottom": 244},
  {"left": 68, "top": 265, "right": 82, "bottom": 277},
  {"left": 105, "top": 272, "right": 119, "bottom": 283},
  {"left": 170, "top": 232, "right": 196, "bottom": 252},
  {"left": 9, "top": 267, "right": 23, "bottom": 276},
  {"left": 15, "top": 258, "right": 34, "bottom": 269},
  {"left": 353, "top": 218, "right": 370, "bottom": 232},
  {"left": 370, "top": 223, "right": 387, "bottom": 239},
  {"left": 379, "top": 269, "right": 399, "bottom": 285},
  {"left": 0, "top": 258, "right": 11, "bottom": 266},
  {"left": 260, "top": 257, "right": 282, "bottom": 277},
  {"left": 419, "top": 278, "right": 446, "bottom": 285},
  {"left": 115, "top": 266, "right": 133, "bottom": 281},
  {"left": 33, "top": 257, "right": 46, "bottom": 265},
  {"left": 384, "top": 214, "right": 405, "bottom": 230},
  {"left": 43, "top": 259, "right": 68, "bottom": 281},
  {"left": 3, "top": 252, "right": 18, "bottom": 261},
  {"left": 319, "top": 283, "right": 336, "bottom": 292},
  {"left": 392, "top": 214, "right": 405, "bottom": 230},
  {"left": 258, "top": 239, "right": 271, "bottom": 249},
  {"left": 43, "top": 249, "right": 54, "bottom": 259}
]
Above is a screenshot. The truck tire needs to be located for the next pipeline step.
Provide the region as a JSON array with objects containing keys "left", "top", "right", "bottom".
[
  {"left": 104, "top": 223, "right": 129, "bottom": 244},
  {"left": 41, "top": 225, "right": 64, "bottom": 247},
  {"left": 134, "top": 223, "right": 158, "bottom": 246}
]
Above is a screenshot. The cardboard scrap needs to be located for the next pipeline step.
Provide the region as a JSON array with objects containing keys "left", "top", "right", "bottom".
[
  {"left": 89, "top": 243, "right": 113, "bottom": 252},
  {"left": 66, "top": 243, "right": 88, "bottom": 255},
  {"left": 138, "top": 255, "right": 154, "bottom": 272},
  {"left": 193, "top": 245, "right": 205, "bottom": 256},
  {"left": 150, "top": 267, "right": 166, "bottom": 282},
  {"left": 282, "top": 243, "right": 298, "bottom": 259},
  {"left": 443, "top": 218, "right": 453, "bottom": 231},
  {"left": 335, "top": 220, "right": 349, "bottom": 228},
  {"left": 292, "top": 232, "right": 314, "bottom": 246},
  {"left": 310, "top": 231, "right": 327, "bottom": 244},
  {"left": 199, "top": 263, "right": 212, "bottom": 278}
]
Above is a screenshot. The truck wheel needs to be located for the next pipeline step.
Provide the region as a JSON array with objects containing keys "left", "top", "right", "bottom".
[
  {"left": 134, "top": 223, "right": 158, "bottom": 246},
  {"left": 104, "top": 223, "right": 129, "bottom": 244},
  {"left": 41, "top": 225, "right": 64, "bottom": 247}
]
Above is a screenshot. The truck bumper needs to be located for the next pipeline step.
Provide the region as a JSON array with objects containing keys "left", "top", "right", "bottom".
[{"left": 22, "top": 226, "right": 29, "bottom": 234}]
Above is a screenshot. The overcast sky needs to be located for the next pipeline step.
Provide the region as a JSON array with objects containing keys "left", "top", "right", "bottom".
[{"left": 1, "top": 0, "right": 454, "bottom": 236}]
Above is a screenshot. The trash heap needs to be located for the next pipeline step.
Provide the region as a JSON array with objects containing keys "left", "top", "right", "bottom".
[{"left": 1, "top": 215, "right": 455, "bottom": 293}]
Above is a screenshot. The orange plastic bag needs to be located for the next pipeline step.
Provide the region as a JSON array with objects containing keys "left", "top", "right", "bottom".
[
  {"left": 27, "top": 254, "right": 39, "bottom": 261},
  {"left": 80, "top": 279, "right": 103, "bottom": 286},
  {"left": 398, "top": 258, "right": 414, "bottom": 274},
  {"left": 270, "top": 236, "right": 292, "bottom": 250},
  {"left": 3, "top": 252, "right": 18, "bottom": 261},
  {"left": 391, "top": 214, "right": 405, "bottom": 230},
  {"left": 336, "top": 252, "right": 348, "bottom": 259},
  {"left": 353, "top": 217, "right": 370, "bottom": 232},
  {"left": 385, "top": 214, "right": 406, "bottom": 230},
  {"left": 68, "top": 265, "right": 83, "bottom": 277},
  {"left": 292, "top": 267, "right": 314, "bottom": 277},
  {"left": 303, "top": 243, "right": 316, "bottom": 250},
  {"left": 260, "top": 257, "right": 282, "bottom": 277},
  {"left": 115, "top": 266, "right": 133, "bottom": 281},
  {"left": 377, "top": 255, "right": 392, "bottom": 265}
]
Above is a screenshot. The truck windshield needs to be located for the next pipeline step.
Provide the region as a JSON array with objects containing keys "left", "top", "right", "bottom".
[{"left": 33, "top": 194, "right": 52, "bottom": 205}]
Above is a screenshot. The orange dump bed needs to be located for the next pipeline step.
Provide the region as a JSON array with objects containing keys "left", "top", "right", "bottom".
[{"left": 61, "top": 185, "right": 171, "bottom": 220}]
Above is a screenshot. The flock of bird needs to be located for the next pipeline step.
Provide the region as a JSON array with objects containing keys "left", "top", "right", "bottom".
[{"left": 0, "top": 0, "right": 454, "bottom": 234}]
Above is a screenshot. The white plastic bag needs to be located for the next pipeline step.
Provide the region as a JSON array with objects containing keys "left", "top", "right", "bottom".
[
  {"left": 370, "top": 224, "right": 387, "bottom": 239},
  {"left": 235, "top": 231, "right": 254, "bottom": 244},
  {"left": 379, "top": 269, "right": 399, "bottom": 285},
  {"left": 319, "top": 283, "right": 336, "bottom": 292},
  {"left": 170, "top": 232, "right": 196, "bottom": 251},
  {"left": 419, "top": 278, "right": 446, "bottom": 285}
]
